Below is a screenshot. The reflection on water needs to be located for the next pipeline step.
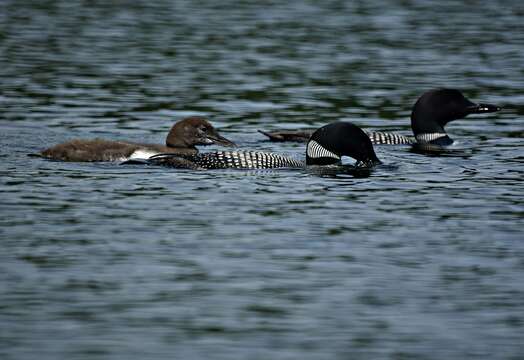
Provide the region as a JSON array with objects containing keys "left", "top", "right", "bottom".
[
  {"left": 1, "top": 0, "right": 524, "bottom": 359},
  {"left": 409, "top": 143, "right": 474, "bottom": 158}
]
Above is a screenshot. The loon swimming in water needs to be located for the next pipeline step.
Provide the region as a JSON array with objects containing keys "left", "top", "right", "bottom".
[
  {"left": 38, "top": 116, "right": 236, "bottom": 162},
  {"left": 260, "top": 89, "right": 500, "bottom": 146},
  {"left": 125, "top": 122, "right": 381, "bottom": 170}
]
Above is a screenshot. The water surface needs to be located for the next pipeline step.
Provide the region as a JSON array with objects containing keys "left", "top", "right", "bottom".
[{"left": 1, "top": 1, "right": 523, "bottom": 359}]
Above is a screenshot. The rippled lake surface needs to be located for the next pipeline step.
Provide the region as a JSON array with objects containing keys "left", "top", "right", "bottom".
[{"left": 1, "top": 1, "right": 523, "bottom": 359}]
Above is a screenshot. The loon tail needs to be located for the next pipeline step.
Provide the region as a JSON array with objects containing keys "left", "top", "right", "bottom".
[
  {"left": 258, "top": 129, "right": 314, "bottom": 142},
  {"left": 27, "top": 153, "right": 43, "bottom": 158}
]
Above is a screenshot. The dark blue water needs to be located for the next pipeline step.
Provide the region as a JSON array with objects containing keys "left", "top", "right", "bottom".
[{"left": 1, "top": 1, "right": 523, "bottom": 359}]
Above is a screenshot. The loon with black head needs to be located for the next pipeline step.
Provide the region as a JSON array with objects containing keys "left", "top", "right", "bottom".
[
  {"left": 37, "top": 116, "right": 236, "bottom": 162},
  {"left": 128, "top": 122, "right": 381, "bottom": 170},
  {"left": 260, "top": 89, "right": 500, "bottom": 146}
]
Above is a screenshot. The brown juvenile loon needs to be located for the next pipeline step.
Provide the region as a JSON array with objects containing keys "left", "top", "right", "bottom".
[
  {"left": 124, "top": 122, "right": 381, "bottom": 170},
  {"left": 260, "top": 89, "right": 500, "bottom": 146},
  {"left": 38, "top": 116, "right": 236, "bottom": 162}
]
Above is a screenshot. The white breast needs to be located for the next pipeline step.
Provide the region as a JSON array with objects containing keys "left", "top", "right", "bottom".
[{"left": 128, "top": 149, "right": 160, "bottom": 160}]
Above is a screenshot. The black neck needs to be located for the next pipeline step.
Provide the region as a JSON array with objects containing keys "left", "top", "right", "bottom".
[{"left": 306, "top": 122, "right": 381, "bottom": 167}]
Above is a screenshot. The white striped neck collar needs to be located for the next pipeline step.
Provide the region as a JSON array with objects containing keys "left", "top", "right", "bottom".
[
  {"left": 415, "top": 132, "right": 449, "bottom": 144},
  {"left": 306, "top": 140, "right": 340, "bottom": 160}
]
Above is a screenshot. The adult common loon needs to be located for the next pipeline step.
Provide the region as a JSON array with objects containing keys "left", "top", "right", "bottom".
[
  {"left": 260, "top": 89, "right": 500, "bottom": 145},
  {"left": 124, "top": 122, "right": 381, "bottom": 170},
  {"left": 38, "top": 116, "right": 236, "bottom": 162}
]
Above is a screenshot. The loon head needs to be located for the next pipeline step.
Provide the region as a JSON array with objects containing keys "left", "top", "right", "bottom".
[
  {"left": 411, "top": 89, "right": 500, "bottom": 142},
  {"left": 166, "top": 116, "right": 236, "bottom": 149},
  {"left": 306, "top": 122, "right": 381, "bottom": 167}
]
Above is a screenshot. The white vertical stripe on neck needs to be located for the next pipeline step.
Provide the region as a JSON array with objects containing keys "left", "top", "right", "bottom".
[
  {"left": 307, "top": 140, "right": 340, "bottom": 159},
  {"left": 415, "top": 133, "right": 448, "bottom": 143}
]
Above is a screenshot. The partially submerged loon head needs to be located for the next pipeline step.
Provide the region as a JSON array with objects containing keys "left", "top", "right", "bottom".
[
  {"left": 166, "top": 116, "right": 236, "bottom": 149},
  {"left": 410, "top": 88, "right": 500, "bottom": 137},
  {"left": 306, "top": 122, "right": 381, "bottom": 167}
]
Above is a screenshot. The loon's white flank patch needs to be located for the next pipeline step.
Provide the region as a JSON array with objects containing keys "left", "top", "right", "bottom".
[
  {"left": 307, "top": 140, "right": 340, "bottom": 159},
  {"left": 129, "top": 149, "right": 160, "bottom": 160},
  {"left": 415, "top": 133, "right": 448, "bottom": 143}
]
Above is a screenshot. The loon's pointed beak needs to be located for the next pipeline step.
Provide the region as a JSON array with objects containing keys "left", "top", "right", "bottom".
[
  {"left": 206, "top": 131, "right": 237, "bottom": 147},
  {"left": 466, "top": 103, "right": 501, "bottom": 114}
]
